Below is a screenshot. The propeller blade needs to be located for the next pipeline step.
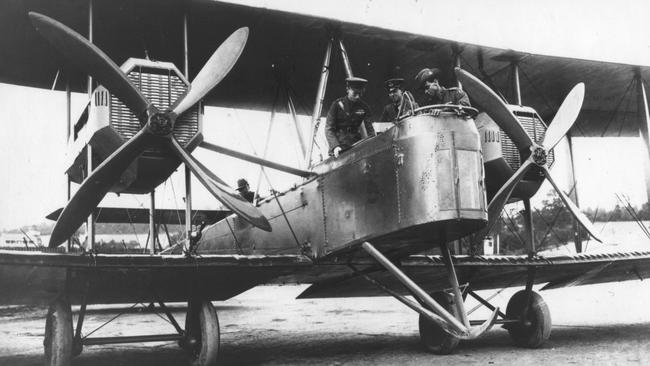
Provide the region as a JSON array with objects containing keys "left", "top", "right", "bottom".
[
  {"left": 542, "top": 83, "right": 585, "bottom": 150},
  {"left": 541, "top": 166, "right": 602, "bottom": 243},
  {"left": 171, "top": 27, "right": 249, "bottom": 117},
  {"left": 455, "top": 68, "right": 533, "bottom": 149},
  {"left": 49, "top": 130, "right": 152, "bottom": 247},
  {"left": 473, "top": 160, "right": 534, "bottom": 245},
  {"left": 167, "top": 137, "right": 271, "bottom": 232},
  {"left": 29, "top": 12, "right": 152, "bottom": 121}
]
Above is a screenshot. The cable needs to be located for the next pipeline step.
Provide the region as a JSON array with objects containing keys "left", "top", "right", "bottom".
[{"left": 600, "top": 77, "right": 635, "bottom": 137}]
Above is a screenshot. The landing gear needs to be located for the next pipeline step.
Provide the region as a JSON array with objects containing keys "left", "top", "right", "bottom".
[
  {"left": 418, "top": 292, "right": 460, "bottom": 354},
  {"left": 183, "top": 300, "right": 220, "bottom": 366},
  {"left": 359, "top": 241, "right": 498, "bottom": 353},
  {"left": 505, "top": 290, "right": 551, "bottom": 348},
  {"left": 44, "top": 297, "right": 73, "bottom": 366}
]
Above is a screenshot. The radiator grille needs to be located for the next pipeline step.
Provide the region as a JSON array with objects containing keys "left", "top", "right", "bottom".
[
  {"left": 110, "top": 66, "right": 199, "bottom": 146},
  {"left": 500, "top": 111, "right": 555, "bottom": 170}
]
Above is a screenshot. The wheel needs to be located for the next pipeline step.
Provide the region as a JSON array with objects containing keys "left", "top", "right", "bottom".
[
  {"left": 43, "top": 297, "right": 73, "bottom": 366},
  {"left": 505, "top": 290, "right": 551, "bottom": 348},
  {"left": 184, "top": 300, "right": 220, "bottom": 366},
  {"left": 418, "top": 291, "right": 460, "bottom": 354}
]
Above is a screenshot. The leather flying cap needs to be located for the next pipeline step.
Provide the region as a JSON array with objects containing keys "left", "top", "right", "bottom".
[
  {"left": 414, "top": 68, "right": 440, "bottom": 89},
  {"left": 236, "top": 178, "right": 249, "bottom": 191}
]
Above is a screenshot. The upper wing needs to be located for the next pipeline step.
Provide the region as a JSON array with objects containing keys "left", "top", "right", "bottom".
[{"left": 1, "top": 0, "right": 646, "bottom": 136}]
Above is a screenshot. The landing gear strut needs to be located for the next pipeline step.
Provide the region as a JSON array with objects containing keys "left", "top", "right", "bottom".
[
  {"left": 359, "top": 241, "right": 498, "bottom": 355},
  {"left": 44, "top": 297, "right": 73, "bottom": 366},
  {"left": 43, "top": 286, "right": 221, "bottom": 366}
]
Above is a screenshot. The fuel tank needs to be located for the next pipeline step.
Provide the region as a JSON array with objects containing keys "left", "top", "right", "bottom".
[{"left": 198, "top": 111, "right": 487, "bottom": 261}]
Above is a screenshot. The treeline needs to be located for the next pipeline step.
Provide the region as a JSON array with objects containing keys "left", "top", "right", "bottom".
[
  {"left": 496, "top": 192, "right": 649, "bottom": 254},
  {"left": 584, "top": 202, "right": 650, "bottom": 222}
]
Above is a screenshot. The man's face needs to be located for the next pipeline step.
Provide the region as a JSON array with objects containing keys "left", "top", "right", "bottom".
[
  {"left": 424, "top": 79, "right": 441, "bottom": 97},
  {"left": 388, "top": 88, "right": 403, "bottom": 103},
  {"left": 346, "top": 86, "right": 364, "bottom": 101}
]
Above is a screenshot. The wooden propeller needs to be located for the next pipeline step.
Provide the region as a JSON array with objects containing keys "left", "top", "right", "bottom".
[{"left": 29, "top": 12, "right": 271, "bottom": 247}]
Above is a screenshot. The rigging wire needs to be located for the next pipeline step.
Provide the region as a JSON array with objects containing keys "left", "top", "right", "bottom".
[
  {"left": 236, "top": 104, "right": 304, "bottom": 252},
  {"left": 503, "top": 207, "right": 527, "bottom": 249},
  {"left": 615, "top": 193, "right": 650, "bottom": 240},
  {"left": 537, "top": 182, "right": 578, "bottom": 249},
  {"left": 615, "top": 78, "right": 636, "bottom": 138},
  {"left": 600, "top": 76, "right": 635, "bottom": 137}
]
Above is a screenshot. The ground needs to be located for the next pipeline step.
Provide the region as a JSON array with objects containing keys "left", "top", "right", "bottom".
[{"left": 1, "top": 280, "right": 650, "bottom": 365}]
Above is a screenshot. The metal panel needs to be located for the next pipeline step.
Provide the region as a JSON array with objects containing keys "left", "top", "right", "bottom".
[
  {"left": 457, "top": 149, "right": 483, "bottom": 209},
  {"left": 199, "top": 179, "right": 327, "bottom": 257},
  {"left": 323, "top": 147, "right": 399, "bottom": 250}
]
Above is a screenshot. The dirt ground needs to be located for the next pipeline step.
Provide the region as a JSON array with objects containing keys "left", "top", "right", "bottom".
[{"left": 2, "top": 280, "right": 650, "bottom": 365}]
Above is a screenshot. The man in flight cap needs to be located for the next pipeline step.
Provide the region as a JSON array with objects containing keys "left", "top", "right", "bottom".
[
  {"left": 236, "top": 178, "right": 255, "bottom": 203},
  {"left": 414, "top": 67, "right": 470, "bottom": 107},
  {"left": 380, "top": 77, "right": 418, "bottom": 121},
  {"left": 325, "top": 77, "right": 376, "bottom": 158}
]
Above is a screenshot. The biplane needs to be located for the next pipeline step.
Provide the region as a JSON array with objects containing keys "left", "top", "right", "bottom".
[{"left": 1, "top": 1, "right": 650, "bottom": 365}]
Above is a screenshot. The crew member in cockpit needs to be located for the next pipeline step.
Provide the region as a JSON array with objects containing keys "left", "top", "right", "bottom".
[
  {"left": 415, "top": 67, "right": 470, "bottom": 107},
  {"left": 325, "top": 77, "right": 376, "bottom": 158},
  {"left": 380, "top": 78, "right": 418, "bottom": 122}
]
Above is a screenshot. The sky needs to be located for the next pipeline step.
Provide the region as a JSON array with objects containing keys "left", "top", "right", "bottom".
[{"left": 2, "top": 0, "right": 650, "bottom": 230}]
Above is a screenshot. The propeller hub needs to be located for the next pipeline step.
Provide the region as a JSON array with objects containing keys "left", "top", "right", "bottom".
[
  {"left": 531, "top": 145, "right": 548, "bottom": 166},
  {"left": 148, "top": 112, "right": 173, "bottom": 136}
]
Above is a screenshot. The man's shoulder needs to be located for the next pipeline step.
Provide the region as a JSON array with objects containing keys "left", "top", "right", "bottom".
[{"left": 327, "top": 97, "right": 346, "bottom": 112}]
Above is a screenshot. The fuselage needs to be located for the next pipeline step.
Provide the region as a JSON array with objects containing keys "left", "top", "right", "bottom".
[{"left": 197, "top": 111, "right": 488, "bottom": 261}]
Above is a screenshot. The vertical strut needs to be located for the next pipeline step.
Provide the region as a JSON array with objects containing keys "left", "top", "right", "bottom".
[
  {"left": 287, "top": 92, "right": 306, "bottom": 157},
  {"left": 523, "top": 199, "right": 535, "bottom": 258},
  {"left": 567, "top": 135, "right": 582, "bottom": 252},
  {"left": 453, "top": 44, "right": 463, "bottom": 89},
  {"left": 635, "top": 69, "right": 650, "bottom": 207},
  {"left": 182, "top": 11, "right": 193, "bottom": 249},
  {"left": 66, "top": 78, "right": 72, "bottom": 251},
  {"left": 512, "top": 62, "right": 522, "bottom": 105},
  {"left": 338, "top": 39, "right": 353, "bottom": 78},
  {"left": 307, "top": 39, "right": 333, "bottom": 168},
  {"left": 149, "top": 190, "right": 156, "bottom": 254},
  {"left": 85, "top": 0, "right": 95, "bottom": 252},
  {"left": 439, "top": 243, "right": 470, "bottom": 328}
]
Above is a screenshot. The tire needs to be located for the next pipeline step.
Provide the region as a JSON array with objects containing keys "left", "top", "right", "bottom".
[
  {"left": 505, "top": 290, "right": 551, "bottom": 348},
  {"left": 418, "top": 291, "right": 460, "bottom": 354},
  {"left": 44, "top": 297, "right": 73, "bottom": 366},
  {"left": 184, "top": 300, "right": 220, "bottom": 366}
]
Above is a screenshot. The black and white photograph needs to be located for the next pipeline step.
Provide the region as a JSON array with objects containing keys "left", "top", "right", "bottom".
[{"left": 1, "top": 0, "right": 650, "bottom": 365}]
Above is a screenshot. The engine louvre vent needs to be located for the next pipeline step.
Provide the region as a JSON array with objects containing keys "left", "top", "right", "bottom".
[
  {"left": 109, "top": 65, "right": 199, "bottom": 148},
  {"left": 500, "top": 110, "right": 555, "bottom": 171}
]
